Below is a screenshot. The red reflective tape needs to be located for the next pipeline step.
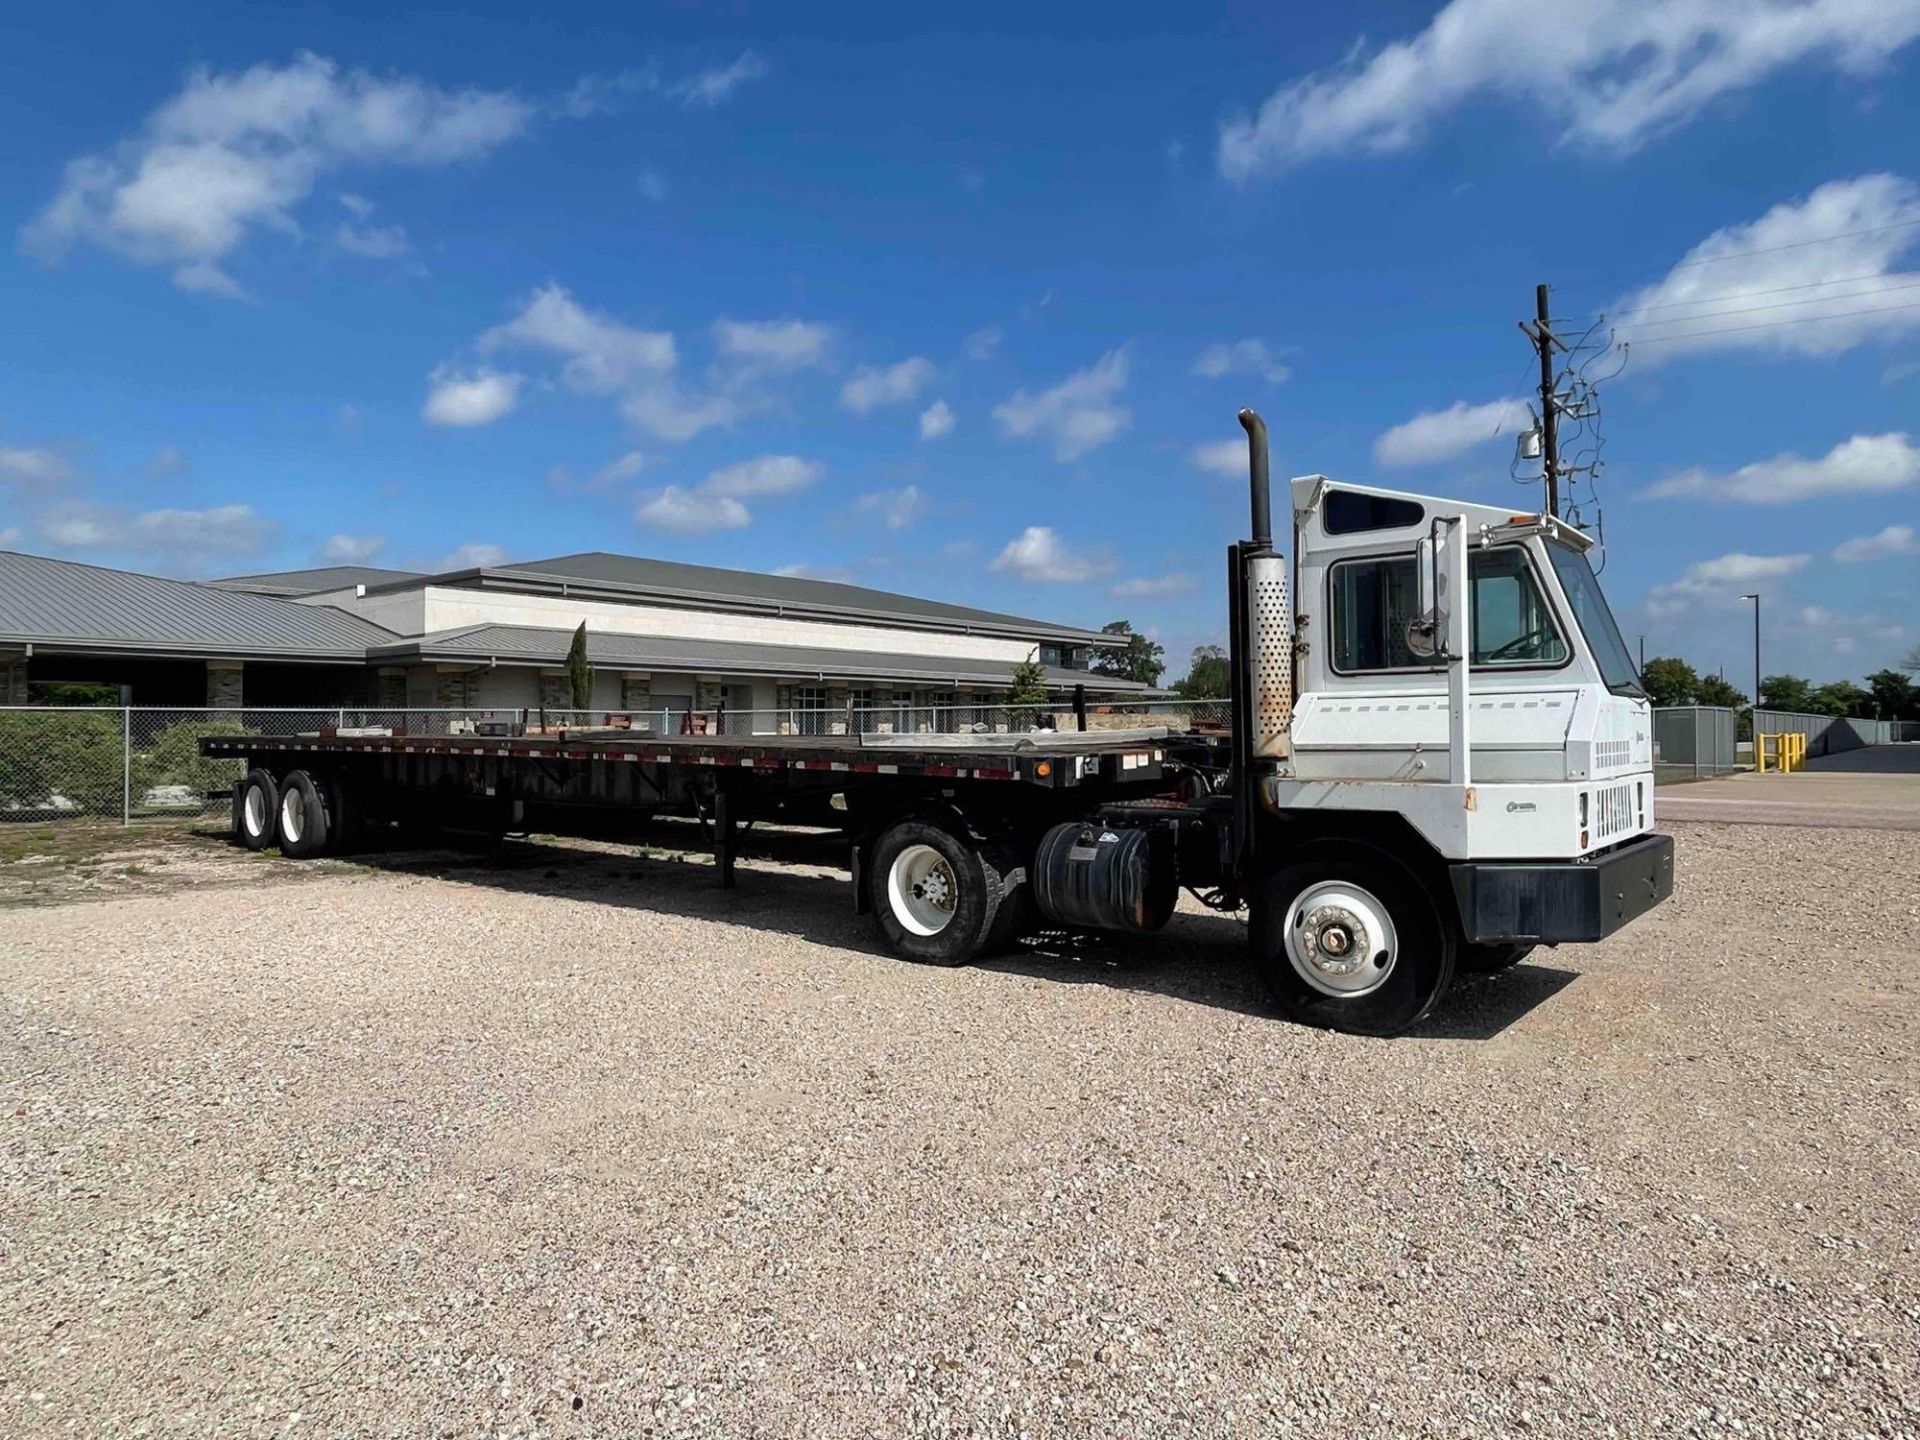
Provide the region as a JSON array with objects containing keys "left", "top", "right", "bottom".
[
  {"left": 975, "top": 768, "right": 1014, "bottom": 781},
  {"left": 850, "top": 762, "right": 881, "bottom": 774},
  {"left": 924, "top": 764, "right": 959, "bottom": 777}
]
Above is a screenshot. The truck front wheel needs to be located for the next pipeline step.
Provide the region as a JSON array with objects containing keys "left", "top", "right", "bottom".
[
  {"left": 1252, "top": 844, "right": 1456, "bottom": 1036},
  {"left": 868, "top": 819, "right": 1006, "bottom": 966}
]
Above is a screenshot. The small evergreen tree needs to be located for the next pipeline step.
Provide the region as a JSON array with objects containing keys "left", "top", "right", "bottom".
[
  {"left": 1005, "top": 655, "right": 1051, "bottom": 724},
  {"left": 567, "top": 622, "right": 594, "bottom": 711}
]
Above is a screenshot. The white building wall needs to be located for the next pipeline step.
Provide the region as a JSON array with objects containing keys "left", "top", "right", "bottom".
[
  {"left": 301, "top": 586, "right": 428, "bottom": 636},
  {"left": 397, "top": 587, "right": 1040, "bottom": 663}
]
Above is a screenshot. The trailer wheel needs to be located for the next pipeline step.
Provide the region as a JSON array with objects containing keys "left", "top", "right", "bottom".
[
  {"left": 1252, "top": 844, "right": 1455, "bottom": 1037},
  {"left": 275, "top": 769, "right": 332, "bottom": 859},
  {"left": 1459, "top": 942, "right": 1534, "bottom": 974},
  {"left": 869, "top": 819, "right": 1005, "bottom": 966},
  {"left": 233, "top": 769, "right": 278, "bottom": 851}
]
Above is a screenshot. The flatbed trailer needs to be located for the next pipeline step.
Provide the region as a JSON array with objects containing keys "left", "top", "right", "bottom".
[{"left": 207, "top": 410, "right": 1673, "bottom": 1035}]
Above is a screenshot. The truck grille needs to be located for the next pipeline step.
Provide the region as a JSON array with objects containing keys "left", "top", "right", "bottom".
[{"left": 1593, "top": 781, "right": 1638, "bottom": 841}]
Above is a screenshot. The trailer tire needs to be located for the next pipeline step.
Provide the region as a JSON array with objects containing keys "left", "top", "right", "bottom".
[
  {"left": 1459, "top": 942, "right": 1534, "bottom": 974},
  {"left": 869, "top": 819, "right": 1004, "bottom": 966},
  {"left": 275, "top": 769, "right": 332, "bottom": 859},
  {"left": 1252, "top": 843, "right": 1455, "bottom": 1037},
  {"left": 234, "top": 769, "right": 278, "bottom": 851}
]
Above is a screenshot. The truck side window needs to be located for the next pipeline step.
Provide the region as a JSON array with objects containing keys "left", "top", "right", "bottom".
[
  {"left": 1470, "top": 548, "right": 1568, "bottom": 666},
  {"left": 1330, "top": 548, "right": 1566, "bottom": 672}
]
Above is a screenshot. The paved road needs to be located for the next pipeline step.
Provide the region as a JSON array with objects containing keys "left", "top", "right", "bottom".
[{"left": 1657, "top": 742, "right": 1920, "bottom": 830}]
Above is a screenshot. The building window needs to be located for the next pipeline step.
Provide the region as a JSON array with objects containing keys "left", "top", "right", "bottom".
[
  {"left": 848, "top": 688, "right": 873, "bottom": 734},
  {"left": 928, "top": 690, "right": 955, "bottom": 731},
  {"left": 792, "top": 684, "right": 827, "bottom": 735},
  {"left": 1329, "top": 547, "right": 1569, "bottom": 673},
  {"left": 1038, "top": 644, "right": 1063, "bottom": 667},
  {"left": 892, "top": 693, "right": 916, "bottom": 732}
]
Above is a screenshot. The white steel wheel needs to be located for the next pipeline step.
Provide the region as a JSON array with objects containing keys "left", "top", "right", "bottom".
[
  {"left": 1282, "top": 878, "right": 1400, "bottom": 999},
  {"left": 887, "top": 843, "right": 960, "bottom": 936},
  {"left": 244, "top": 784, "right": 269, "bottom": 840},
  {"left": 280, "top": 786, "right": 308, "bottom": 847}
]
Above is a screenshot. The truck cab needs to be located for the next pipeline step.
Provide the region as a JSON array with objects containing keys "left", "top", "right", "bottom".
[{"left": 1233, "top": 453, "right": 1672, "bottom": 1035}]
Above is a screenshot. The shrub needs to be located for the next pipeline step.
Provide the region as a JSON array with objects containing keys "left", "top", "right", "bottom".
[
  {"left": 131, "top": 718, "right": 257, "bottom": 806},
  {"left": 0, "top": 710, "right": 124, "bottom": 815}
]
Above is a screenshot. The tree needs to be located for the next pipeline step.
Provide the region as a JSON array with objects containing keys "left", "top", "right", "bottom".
[
  {"left": 567, "top": 622, "right": 594, "bottom": 711},
  {"left": 1638, "top": 656, "right": 1699, "bottom": 709},
  {"left": 1810, "top": 680, "right": 1872, "bottom": 718},
  {"left": 1904, "top": 643, "right": 1920, "bottom": 676},
  {"left": 1004, "top": 655, "right": 1050, "bottom": 718},
  {"left": 1693, "top": 674, "right": 1746, "bottom": 709},
  {"left": 1758, "top": 674, "right": 1817, "bottom": 713},
  {"left": 1865, "top": 668, "right": 1918, "bottom": 721},
  {"left": 1088, "top": 620, "right": 1166, "bottom": 687},
  {"left": 1174, "top": 644, "right": 1230, "bottom": 699}
]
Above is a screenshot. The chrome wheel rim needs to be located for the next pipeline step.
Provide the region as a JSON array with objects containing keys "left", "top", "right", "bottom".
[
  {"left": 280, "top": 787, "right": 306, "bottom": 845},
  {"left": 1283, "top": 879, "right": 1398, "bottom": 998},
  {"left": 887, "top": 844, "right": 959, "bottom": 936}
]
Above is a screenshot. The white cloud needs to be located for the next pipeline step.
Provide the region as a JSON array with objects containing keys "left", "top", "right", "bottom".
[
  {"left": 320, "top": 533, "right": 386, "bottom": 563},
  {"left": 437, "top": 542, "right": 510, "bottom": 570},
  {"left": 992, "top": 349, "right": 1131, "bottom": 462},
  {"left": 637, "top": 168, "right": 668, "bottom": 202},
  {"left": 772, "top": 562, "right": 856, "bottom": 582},
  {"left": 1374, "top": 396, "right": 1528, "bottom": 468},
  {"left": 919, "top": 400, "right": 956, "bottom": 439},
  {"left": 702, "top": 454, "right": 823, "bottom": 498},
  {"left": 1194, "top": 338, "right": 1290, "bottom": 385},
  {"left": 148, "top": 445, "right": 190, "bottom": 478},
  {"left": 338, "top": 192, "right": 374, "bottom": 219},
  {"left": 335, "top": 220, "right": 408, "bottom": 258},
  {"left": 1833, "top": 523, "right": 1918, "bottom": 561},
  {"left": 1190, "top": 438, "right": 1247, "bottom": 478},
  {"left": 841, "top": 356, "right": 936, "bottom": 413},
  {"left": 1113, "top": 573, "right": 1196, "bottom": 598},
  {"left": 989, "top": 526, "right": 1111, "bottom": 583},
  {"left": 0, "top": 447, "right": 77, "bottom": 489},
  {"left": 1645, "top": 552, "right": 1811, "bottom": 618},
  {"left": 963, "top": 325, "right": 1003, "bottom": 361},
  {"left": 634, "top": 455, "right": 821, "bottom": 534},
  {"left": 1647, "top": 432, "right": 1920, "bottom": 502},
  {"left": 481, "top": 283, "right": 675, "bottom": 393},
  {"left": 619, "top": 390, "right": 741, "bottom": 442},
  {"left": 41, "top": 501, "right": 275, "bottom": 565},
  {"left": 22, "top": 52, "right": 529, "bottom": 295},
  {"left": 713, "top": 318, "right": 832, "bottom": 372},
  {"left": 1219, "top": 1, "right": 1920, "bottom": 181},
  {"left": 634, "top": 486, "right": 751, "bottom": 534},
  {"left": 856, "top": 485, "right": 927, "bottom": 530},
  {"left": 597, "top": 450, "right": 648, "bottom": 484},
  {"left": 669, "top": 52, "right": 768, "bottom": 107},
  {"left": 1613, "top": 175, "right": 1920, "bottom": 359},
  {"left": 422, "top": 366, "right": 522, "bottom": 427}
]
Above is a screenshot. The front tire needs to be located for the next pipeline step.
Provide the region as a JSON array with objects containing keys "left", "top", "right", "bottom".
[
  {"left": 868, "top": 819, "right": 1005, "bottom": 966},
  {"left": 1251, "top": 843, "right": 1456, "bottom": 1036}
]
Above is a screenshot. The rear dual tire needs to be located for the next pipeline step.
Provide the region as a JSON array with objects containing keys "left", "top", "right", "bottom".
[
  {"left": 234, "top": 769, "right": 278, "bottom": 852},
  {"left": 868, "top": 819, "right": 1021, "bottom": 966},
  {"left": 232, "top": 767, "right": 358, "bottom": 857}
]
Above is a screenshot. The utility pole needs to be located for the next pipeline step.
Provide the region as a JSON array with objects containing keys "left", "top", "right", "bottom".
[
  {"left": 1741, "top": 593, "right": 1762, "bottom": 710},
  {"left": 1519, "top": 283, "right": 1566, "bottom": 517}
]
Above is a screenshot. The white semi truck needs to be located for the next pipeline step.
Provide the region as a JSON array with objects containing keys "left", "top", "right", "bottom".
[{"left": 207, "top": 410, "right": 1673, "bottom": 1035}]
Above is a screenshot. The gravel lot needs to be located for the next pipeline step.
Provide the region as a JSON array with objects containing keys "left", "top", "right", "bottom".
[{"left": 2, "top": 820, "right": 1916, "bottom": 1437}]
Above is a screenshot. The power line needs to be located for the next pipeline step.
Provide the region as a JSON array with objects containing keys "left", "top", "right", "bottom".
[
  {"left": 1625, "top": 298, "right": 1920, "bottom": 347},
  {"left": 1620, "top": 275, "right": 1920, "bottom": 329},
  {"left": 1621, "top": 268, "right": 1920, "bottom": 315},
  {"left": 1555, "top": 215, "right": 1920, "bottom": 297}
]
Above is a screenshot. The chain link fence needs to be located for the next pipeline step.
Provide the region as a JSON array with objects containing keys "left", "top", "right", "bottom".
[
  {"left": 1, "top": 699, "right": 1233, "bottom": 825},
  {"left": 1652, "top": 706, "right": 1739, "bottom": 780}
]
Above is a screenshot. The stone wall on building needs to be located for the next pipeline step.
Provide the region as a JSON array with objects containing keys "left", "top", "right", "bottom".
[
  {"left": 620, "top": 672, "right": 651, "bottom": 713},
  {"left": 205, "top": 660, "right": 244, "bottom": 708},
  {"left": 1, "top": 653, "right": 27, "bottom": 705}
]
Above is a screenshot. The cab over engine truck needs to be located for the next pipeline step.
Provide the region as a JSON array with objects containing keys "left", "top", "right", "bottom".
[{"left": 207, "top": 410, "right": 1673, "bottom": 1036}]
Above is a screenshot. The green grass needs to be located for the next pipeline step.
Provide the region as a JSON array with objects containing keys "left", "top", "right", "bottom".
[{"left": 0, "top": 820, "right": 216, "bottom": 867}]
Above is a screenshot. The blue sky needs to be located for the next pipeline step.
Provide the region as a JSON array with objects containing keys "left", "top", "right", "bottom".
[{"left": 2, "top": 1, "right": 1918, "bottom": 686}]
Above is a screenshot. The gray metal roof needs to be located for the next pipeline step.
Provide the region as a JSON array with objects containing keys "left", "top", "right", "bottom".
[
  {"left": 208, "top": 564, "right": 424, "bottom": 597},
  {"left": 371, "top": 550, "right": 1117, "bottom": 648},
  {"left": 370, "top": 622, "right": 1151, "bottom": 692},
  {"left": 0, "top": 550, "right": 400, "bottom": 661}
]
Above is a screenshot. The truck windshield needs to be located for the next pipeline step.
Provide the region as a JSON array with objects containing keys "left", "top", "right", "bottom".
[{"left": 1545, "top": 542, "right": 1642, "bottom": 696}]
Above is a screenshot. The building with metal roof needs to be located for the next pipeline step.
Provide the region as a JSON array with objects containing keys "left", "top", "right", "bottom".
[{"left": 1, "top": 547, "right": 1148, "bottom": 723}]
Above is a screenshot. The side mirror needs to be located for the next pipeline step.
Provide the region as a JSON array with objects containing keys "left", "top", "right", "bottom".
[{"left": 1406, "top": 536, "right": 1439, "bottom": 658}]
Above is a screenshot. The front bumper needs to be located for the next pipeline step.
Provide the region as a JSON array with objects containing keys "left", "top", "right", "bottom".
[{"left": 1449, "top": 832, "right": 1674, "bottom": 945}]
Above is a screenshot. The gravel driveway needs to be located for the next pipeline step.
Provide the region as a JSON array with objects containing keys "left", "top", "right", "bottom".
[{"left": 2, "top": 820, "right": 1915, "bottom": 1437}]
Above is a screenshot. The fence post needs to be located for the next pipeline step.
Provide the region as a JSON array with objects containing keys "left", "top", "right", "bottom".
[{"left": 122, "top": 707, "right": 131, "bottom": 827}]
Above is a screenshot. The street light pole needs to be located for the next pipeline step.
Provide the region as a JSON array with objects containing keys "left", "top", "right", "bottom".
[{"left": 1741, "top": 593, "right": 1761, "bottom": 710}]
